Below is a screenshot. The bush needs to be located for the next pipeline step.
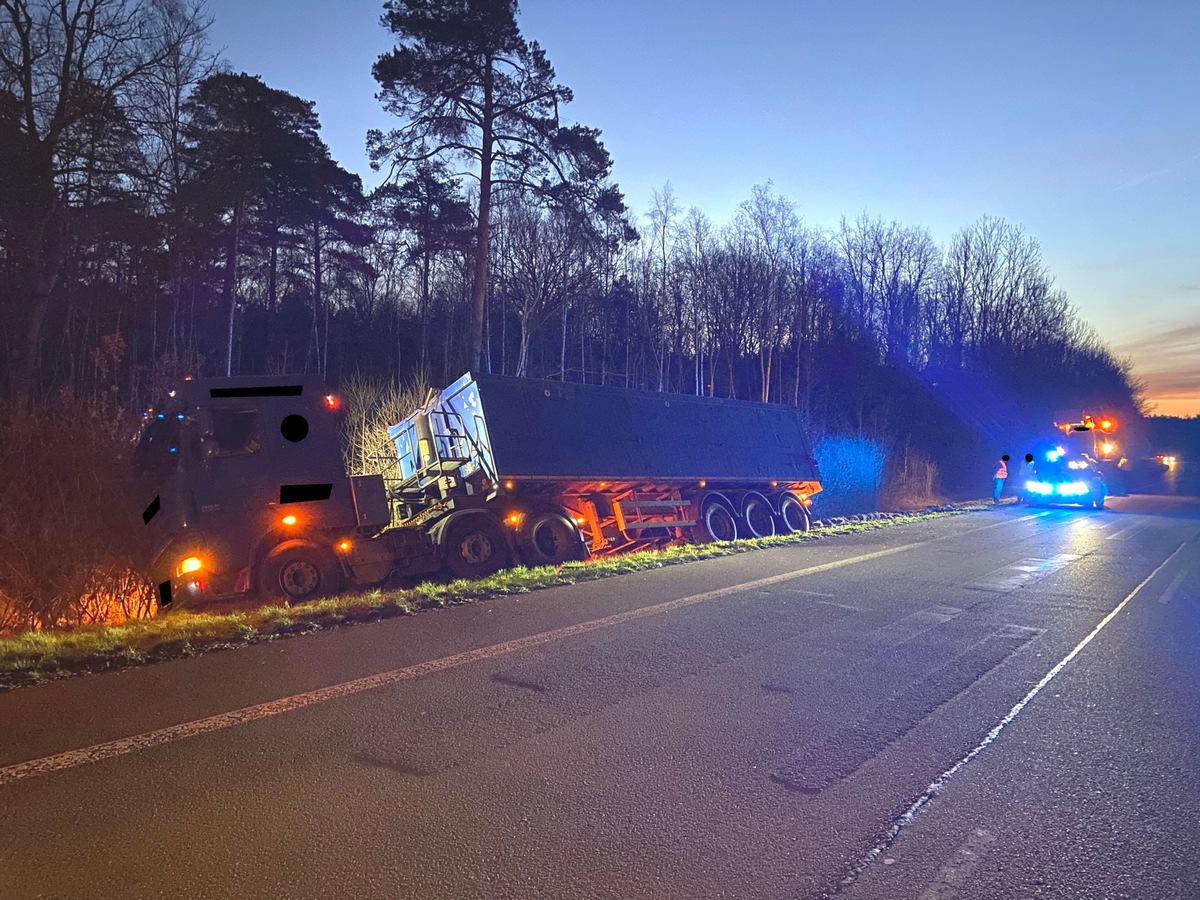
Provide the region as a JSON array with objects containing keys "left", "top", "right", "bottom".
[
  {"left": 0, "top": 395, "right": 153, "bottom": 633},
  {"left": 811, "top": 435, "right": 887, "bottom": 519},
  {"left": 880, "top": 441, "right": 942, "bottom": 509},
  {"left": 339, "top": 373, "right": 431, "bottom": 478}
]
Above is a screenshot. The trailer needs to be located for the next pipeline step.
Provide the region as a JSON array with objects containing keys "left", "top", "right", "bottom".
[{"left": 138, "top": 373, "right": 822, "bottom": 610}]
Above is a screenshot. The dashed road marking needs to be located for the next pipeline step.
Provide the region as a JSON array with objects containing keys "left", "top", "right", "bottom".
[
  {"left": 1107, "top": 520, "right": 1151, "bottom": 541},
  {"left": 1158, "top": 569, "right": 1189, "bottom": 605},
  {"left": 964, "top": 553, "right": 1081, "bottom": 593}
]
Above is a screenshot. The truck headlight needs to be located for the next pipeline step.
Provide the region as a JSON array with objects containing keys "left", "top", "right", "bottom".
[{"left": 177, "top": 556, "right": 203, "bottom": 577}]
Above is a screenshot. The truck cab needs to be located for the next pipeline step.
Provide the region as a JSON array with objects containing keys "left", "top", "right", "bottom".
[{"left": 138, "top": 376, "right": 377, "bottom": 609}]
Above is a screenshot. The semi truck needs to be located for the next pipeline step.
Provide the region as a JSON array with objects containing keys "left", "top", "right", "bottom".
[{"left": 138, "top": 372, "right": 822, "bottom": 610}]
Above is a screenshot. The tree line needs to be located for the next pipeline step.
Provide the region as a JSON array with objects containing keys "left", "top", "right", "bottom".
[{"left": 1, "top": 0, "right": 1140, "bottom": 438}]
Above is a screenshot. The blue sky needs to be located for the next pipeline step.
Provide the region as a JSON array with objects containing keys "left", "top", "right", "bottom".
[{"left": 204, "top": 0, "right": 1200, "bottom": 415}]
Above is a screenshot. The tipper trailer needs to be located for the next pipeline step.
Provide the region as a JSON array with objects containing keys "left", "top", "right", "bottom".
[{"left": 139, "top": 373, "right": 822, "bottom": 610}]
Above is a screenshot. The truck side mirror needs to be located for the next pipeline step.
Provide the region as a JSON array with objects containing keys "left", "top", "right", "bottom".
[{"left": 195, "top": 410, "right": 217, "bottom": 466}]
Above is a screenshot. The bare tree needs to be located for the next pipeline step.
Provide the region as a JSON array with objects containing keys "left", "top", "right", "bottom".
[{"left": 0, "top": 0, "right": 209, "bottom": 405}]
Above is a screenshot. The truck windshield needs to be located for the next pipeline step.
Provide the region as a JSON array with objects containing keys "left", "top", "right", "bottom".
[
  {"left": 210, "top": 409, "right": 261, "bottom": 457},
  {"left": 134, "top": 418, "right": 182, "bottom": 475}
]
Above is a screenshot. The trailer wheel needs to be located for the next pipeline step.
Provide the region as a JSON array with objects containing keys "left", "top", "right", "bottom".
[
  {"left": 776, "top": 493, "right": 811, "bottom": 534},
  {"left": 741, "top": 493, "right": 777, "bottom": 538},
  {"left": 442, "top": 514, "right": 511, "bottom": 580},
  {"left": 695, "top": 498, "right": 738, "bottom": 543},
  {"left": 259, "top": 542, "right": 341, "bottom": 603},
  {"left": 521, "top": 511, "right": 585, "bottom": 567}
]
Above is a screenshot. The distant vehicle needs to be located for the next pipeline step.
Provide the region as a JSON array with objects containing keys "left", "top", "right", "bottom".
[
  {"left": 137, "top": 373, "right": 823, "bottom": 610},
  {"left": 1022, "top": 443, "right": 1108, "bottom": 509},
  {"left": 1053, "top": 410, "right": 1126, "bottom": 492}
]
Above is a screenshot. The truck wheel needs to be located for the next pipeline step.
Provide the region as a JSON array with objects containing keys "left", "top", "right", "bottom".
[
  {"left": 259, "top": 543, "right": 341, "bottom": 604},
  {"left": 776, "top": 493, "right": 811, "bottom": 534},
  {"left": 522, "top": 511, "right": 585, "bottom": 567},
  {"left": 442, "top": 515, "right": 511, "bottom": 580},
  {"left": 741, "top": 493, "right": 777, "bottom": 538},
  {"left": 696, "top": 498, "right": 738, "bottom": 543}
]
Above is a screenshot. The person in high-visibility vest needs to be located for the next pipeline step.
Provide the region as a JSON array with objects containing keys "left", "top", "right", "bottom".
[{"left": 994, "top": 455, "right": 1010, "bottom": 503}]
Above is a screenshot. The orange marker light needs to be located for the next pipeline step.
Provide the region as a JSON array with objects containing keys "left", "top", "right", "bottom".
[
  {"left": 699, "top": 480, "right": 707, "bottom": 488},
  {"left": 337, "top": 539, "right": 353, "bottom": 553},
  {"left": 178, "top": 556, "right": 202, "bottom": 576},
  {"left": 507, "top": 512, "right": 522, "bottom": 527},
  {"left": 281, "top": 514, "right": 298, "bottom": 526},
  {"left": 504, "top": 480, "right": 514, "bottom": 490}
]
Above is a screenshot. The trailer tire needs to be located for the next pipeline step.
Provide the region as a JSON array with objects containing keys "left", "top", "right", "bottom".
[
  {"left": 776, "top": 493, "right": 811, "bottom": 534},
  {"left": 441, "top": 514, "right": 511, "bottom": 580},
  {"left": 692, "top": 496, "right": 738, "bottom": 543},
  {"left": 740, "top": 493, "right": 777, "bottom": 538},
  {"left": 521, "top": 510, "right": 586, "bottom": 567},
  {"left": 259, "top": 542, "right": 342, "bottom": 603}
]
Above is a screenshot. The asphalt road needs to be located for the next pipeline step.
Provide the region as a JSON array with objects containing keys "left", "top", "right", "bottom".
[{"left": 2, "top": 496, "right": 1199, "bottom": 900}]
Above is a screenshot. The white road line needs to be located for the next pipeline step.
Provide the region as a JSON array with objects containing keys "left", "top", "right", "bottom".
[
  {"left": 836, "top": 538, "right": 1193, "bottom": 894},
  {"left": 0, "top": 515, "right": 1032, "bottom": 788},
  {"left": 1158, "top": 570, "right": 1189, "bottom": 605},
  {"left": 1107, "top": 520, "right": 1150, "bottom": 541}
]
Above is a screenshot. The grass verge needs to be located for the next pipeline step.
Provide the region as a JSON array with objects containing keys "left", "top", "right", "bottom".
[{"left": 0, "top": 505, "right": 986, "bottom": 690}]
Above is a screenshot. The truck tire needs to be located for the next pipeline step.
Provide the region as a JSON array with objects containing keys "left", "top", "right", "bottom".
[
  {"left": 740, "top": 493, "right": 777, "bottom": 538},
  {"left": 521, "top": 510, "right": 585, "bottom": 567},
  {"left": 692, "top": 496, "right": 738, "bottom": 543},
  {"left": 259, "top": 542, "right": 342, "bottom": 603},
  {"left": 441, "top": 514, "right": 511, "bottom": 580},
  {"left": 776, "top": 493, "right": 811, "bottom": 534}
]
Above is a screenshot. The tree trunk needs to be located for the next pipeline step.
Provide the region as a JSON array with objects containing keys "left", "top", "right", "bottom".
[
  {"left": 469, "top": 64, "right": 495, "bottom": 372},
  {"left": 559, "top": 290, "right": 568, "bottom": 378},
  {"left": 268, "top": 235, "right": 278, "bottom": 312},
  {"left": 13, "top": 193, "right": 67, "bottom": 408},
  {"left": 419, "top": 249, "right": 431, "bottom": 370},
  {"left": 312, "top": 221, "right": 324, "bottom": 376},
  {"left": 223, "top": 200, "right": 243, "bottom": 376},
  {"left": 515, "top": 317, "right": 531, "bottom": 378}
]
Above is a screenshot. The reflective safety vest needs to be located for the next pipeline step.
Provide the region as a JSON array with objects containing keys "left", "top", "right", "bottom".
[{"left": 995, "top": 461, "right": 1008, "bottom": 479}]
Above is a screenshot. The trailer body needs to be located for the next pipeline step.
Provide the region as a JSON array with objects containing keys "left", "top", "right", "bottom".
[{"left": 140, "top": 373, "right": 821, "bottom": 609}]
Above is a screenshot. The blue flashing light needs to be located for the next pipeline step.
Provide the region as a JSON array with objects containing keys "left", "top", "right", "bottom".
[
  {"left": 169, "top": 446, "right": 177, "bottom": 454},
  {"left": 156, "top": 413, "right": 165, "bottom": 420},
  {"left": 176, "top": 413, "right": 185, "bottom": 420}
]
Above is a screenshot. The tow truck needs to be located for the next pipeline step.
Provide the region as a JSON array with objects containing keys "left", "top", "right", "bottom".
[{"left": 1023, "top": 414, "right": 1113, "bottom": 508}]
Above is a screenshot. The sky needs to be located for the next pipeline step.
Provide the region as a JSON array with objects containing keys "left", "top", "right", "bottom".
[{"left": 204, "top": 0, "right": 1200, "bottom": 416}]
